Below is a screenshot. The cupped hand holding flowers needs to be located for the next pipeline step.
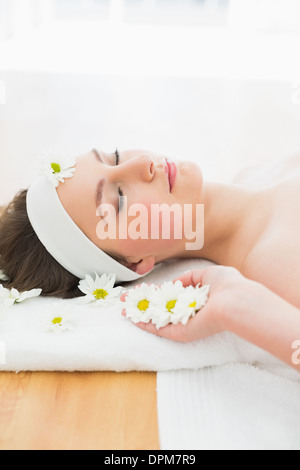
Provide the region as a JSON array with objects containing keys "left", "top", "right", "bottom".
[
  {"left": 121, "top": 275, "right": 211, "bottom": 335},
  {"left": 121, "top": 265, "right": 249, "bottom": 343}
]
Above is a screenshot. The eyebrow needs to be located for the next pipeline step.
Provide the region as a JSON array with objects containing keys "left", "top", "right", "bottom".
[
  {"left": 95, "top": 178, "right": 105, "bottom": 209},
  {"left": 92, "top": 149, "right": 105, "bottom": 210},
  {"left": 92, "top": 149, "right": 118, "bottom": 219},
  {"left": 93, "top": 148, "right": 103, "bottom": 163}
]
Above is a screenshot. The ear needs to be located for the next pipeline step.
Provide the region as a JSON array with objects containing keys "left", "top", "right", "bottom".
[{"left": 124, "top": 256, "right": 156, "bottom": 275}]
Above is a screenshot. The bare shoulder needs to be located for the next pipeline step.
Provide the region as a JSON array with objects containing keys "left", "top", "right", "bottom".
[
  {"left": 235, "top": 158, "right": 300, "bottom": 308},
  {"left": 232, "top": 154, "right": 300, "bottom": 186},
  {"left": 241, "top": 229, "right": 300, "bottom": 310}
]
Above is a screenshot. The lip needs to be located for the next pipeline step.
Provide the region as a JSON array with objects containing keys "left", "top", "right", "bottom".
[{"left": 164, "top": 158, "right": 177, "bottom": 192}]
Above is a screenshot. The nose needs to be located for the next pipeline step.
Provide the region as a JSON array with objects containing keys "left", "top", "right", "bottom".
[{"left": 110, "top": 154, "right": 155, "bottom": 183}]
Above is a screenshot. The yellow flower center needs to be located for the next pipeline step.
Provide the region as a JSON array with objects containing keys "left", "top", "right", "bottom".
[
  {"left": 137, "top": 299, "right": 150, "bottom": 312},
  {"left": 166, "top": 299, "right": 177, "bottom": 313},
  {"left": 51, "top": 163, "right": 61, "bottom": 173},
  {"left": 93, "top": 289, "right": 108, "bottom": 300},
  {"left": 52, "top": 317, "right": 62, "bottom": 325},
  {"left": 189, "top": 301, "right": 197, "bottom": 308}
]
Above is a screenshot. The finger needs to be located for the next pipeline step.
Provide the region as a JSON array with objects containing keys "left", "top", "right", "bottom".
[
  {"left": 121, "top": 308, "right": 126, "bottom": 317},
  {"left": 134, "top": 320, "right": 176, "bottom": 339},
  {"left": 120, "top": 292, "right": 128, "bottom": 302},
  {"left": 173, "top": 268, "right": 207, "bottom": 288},
  {"left": 134, "top": 321, "right": 162, "bottom": 336},
  {"left": 134, "top": 319, "right": 188, "bottom": 342}
]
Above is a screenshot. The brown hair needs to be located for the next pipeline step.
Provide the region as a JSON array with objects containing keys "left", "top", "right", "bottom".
[{"left": 0, "top": 190, "right": 82, "bottom": 299}]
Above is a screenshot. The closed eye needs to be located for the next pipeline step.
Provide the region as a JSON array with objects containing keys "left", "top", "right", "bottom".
[
  {"left": 115, "top": 148, "right": 124, "bottom": 211},
  {"left": 115, "top": 148, "right": 120, "bottom": 165},
  {"left": 93, "top": 148, "right": 124, "bottom": 214}
]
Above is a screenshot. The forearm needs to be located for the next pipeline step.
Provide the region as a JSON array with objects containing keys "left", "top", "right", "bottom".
[{"left": 222, "top": 280, "right": 300, "bottom": 371}]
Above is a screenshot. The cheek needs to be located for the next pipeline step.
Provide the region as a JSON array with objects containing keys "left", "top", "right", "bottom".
[
  {"left": 130, "top": 198, "right": 173, "bottom": 240},
  {"left": 116, "top": 196, "right": 183, "bottom": 256},
  {"left": 117, "top": 233, "right": 168, "bottom": 260}
]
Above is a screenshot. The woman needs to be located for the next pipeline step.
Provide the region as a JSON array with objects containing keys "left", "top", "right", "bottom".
[{"left": 1, "top": 148, "right": 300, "bottom": 370}]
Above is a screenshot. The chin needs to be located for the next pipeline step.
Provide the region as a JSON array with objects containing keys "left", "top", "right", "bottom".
[
  {"left": 175, "top": 160, "right": 203, "bottom": 200},
  {"left": 179, "top": 159, "right": 203, "bottom": 180},
  {"left": 176, "top": 158, "right": 200, "bottom": 169}
]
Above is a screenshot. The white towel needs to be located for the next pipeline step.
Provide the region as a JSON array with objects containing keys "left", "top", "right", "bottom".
[
  {"left": 0, "top": 257, "right": 288, "bottom": 372},
  {"left": 157, "top": 364, "right": 300, "bottom": 450}
]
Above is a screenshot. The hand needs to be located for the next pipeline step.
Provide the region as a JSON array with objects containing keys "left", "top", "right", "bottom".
[{"left": 120, "top": 265, "right": 248, "bottom": 342}]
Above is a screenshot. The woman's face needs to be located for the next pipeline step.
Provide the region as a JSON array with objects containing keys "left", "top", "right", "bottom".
[{"left": 57, "top": 149, "right": 203, "bottom": 274}]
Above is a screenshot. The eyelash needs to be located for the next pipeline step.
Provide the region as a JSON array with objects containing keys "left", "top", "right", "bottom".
[
  {"left": 115, "top": 148, "right": 124, "bottom": 211},
  {"left": 115, "top": 148, "right": 120, "bottom": 165}
]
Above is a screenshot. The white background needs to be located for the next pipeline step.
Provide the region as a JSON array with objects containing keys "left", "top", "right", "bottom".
[{"left": 1, "top": 0, "right": 300, "bottom": 204}]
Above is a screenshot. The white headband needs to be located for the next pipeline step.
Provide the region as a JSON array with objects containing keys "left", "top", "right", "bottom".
[{"left": 26, "top": 177, "right": 151, "bottom": 283}]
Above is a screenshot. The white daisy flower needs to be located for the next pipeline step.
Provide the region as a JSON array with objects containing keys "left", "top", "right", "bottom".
[
  {"left": 0, "top": 285, "right": 42, "bottom": 306},
  {"left": 43, "top": 306, "right": 75, "bottom": 334},
  {"left": 78, "top": 272, "right": 123, "bottom": 307},
  {"left": 0, "top": 270, "right": 9, "bottom": 282},
  {"left": 172, "top": 284, "right": 210, "bottom": 326},
  {"left": 40, "top": 154, "right": 76, "bottom": 188},
  {"left": 123, "top": 283, "right": 159, "bottom": 324},
  {"left": 149, "top": 280, "right": 186, "bottom": 330}
]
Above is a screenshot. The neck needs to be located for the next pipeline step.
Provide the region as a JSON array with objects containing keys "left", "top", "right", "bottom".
[{"left": 170, "top": 180, "right": 263, "bottom": 269}]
